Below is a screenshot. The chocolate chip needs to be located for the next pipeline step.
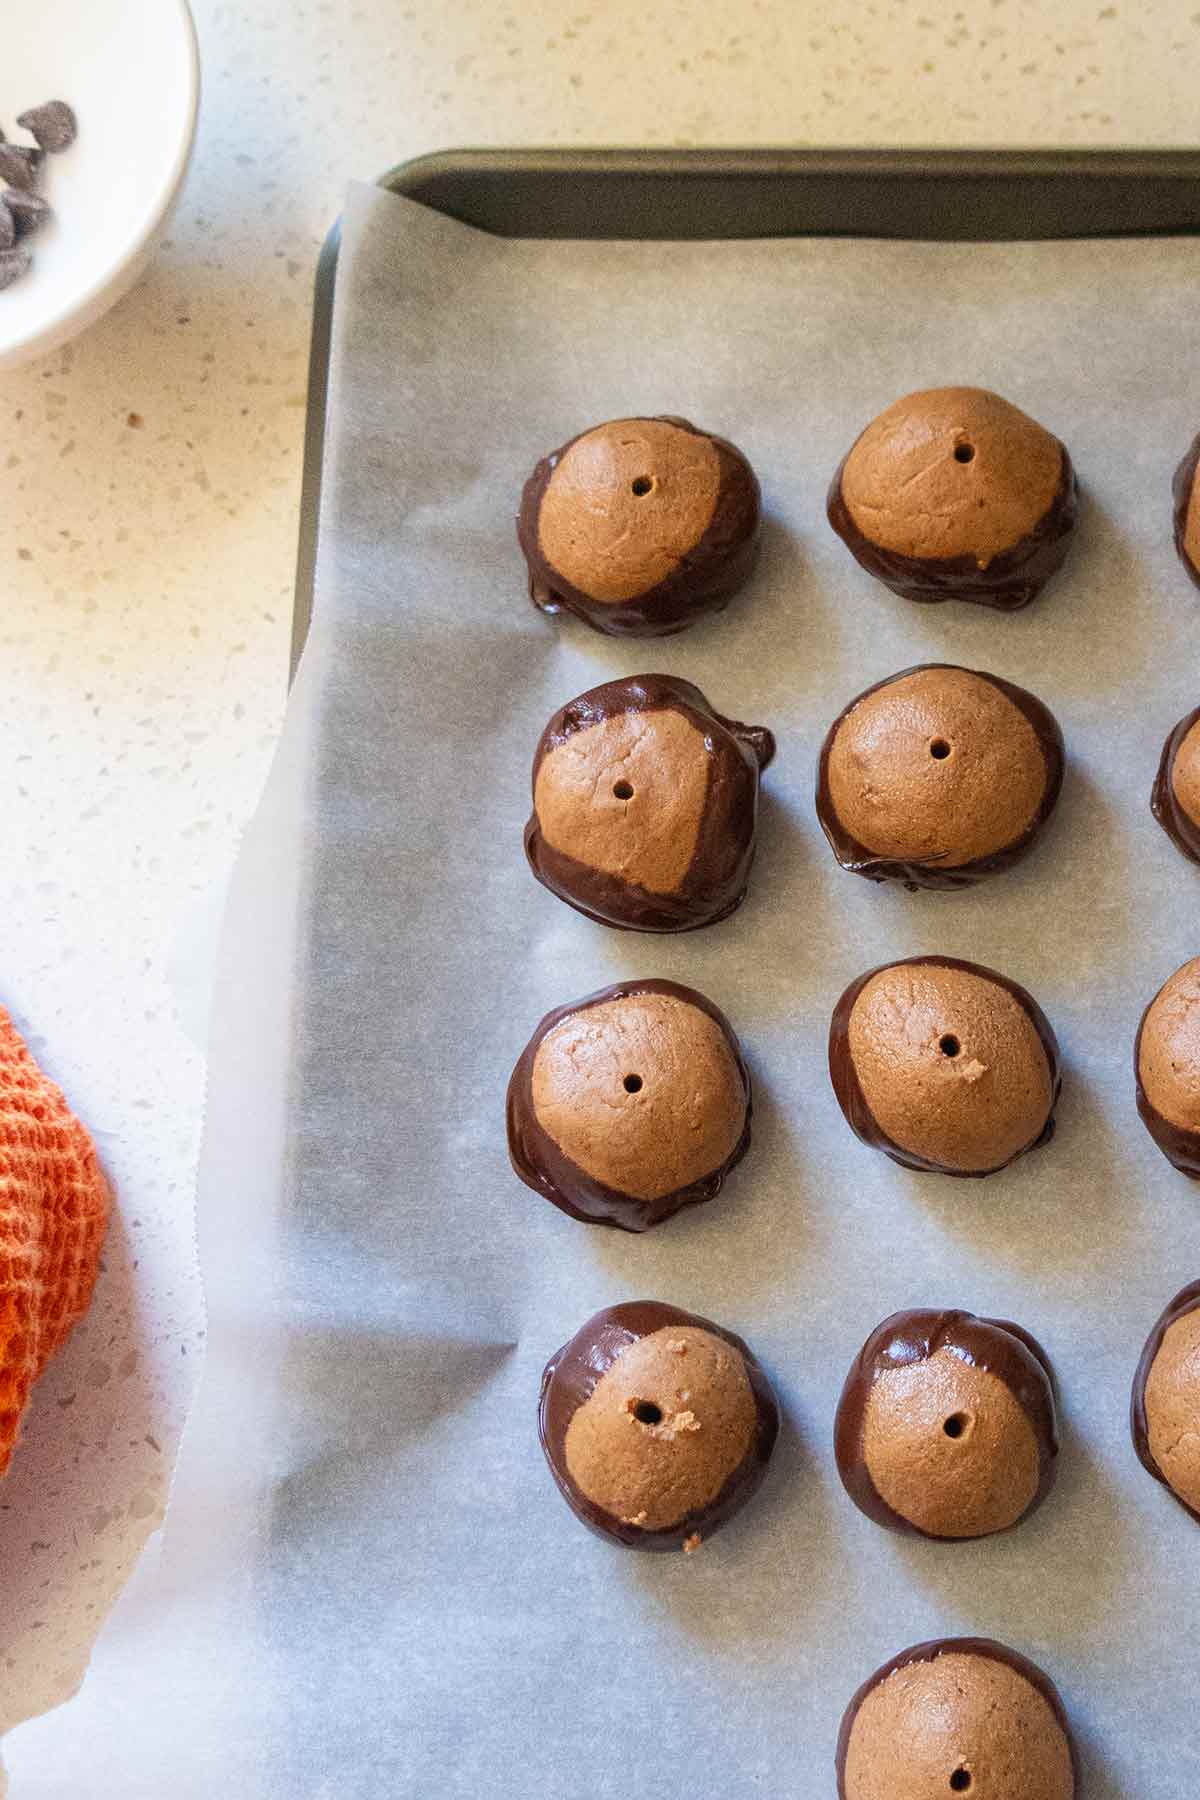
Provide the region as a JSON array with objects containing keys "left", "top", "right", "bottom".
[
  {"left": 0, "top": 198, "right": 12, "bottom": 252},
  {"left": 16, "top": 102, "right": 77, "bottom": 155},
  {"left": 5, "top": 189, "right": 51, "bottom": 237},
  {"left": 0, "top": 145, "right": 42, "bottom": 191},
  {"left": 0, "top": 248, "right": 32, "bottom": 291}
]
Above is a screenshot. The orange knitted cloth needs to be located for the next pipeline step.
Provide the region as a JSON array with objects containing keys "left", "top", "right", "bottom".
[{"left": 0, "top": 1006, "right": 110, "bottom": 1479}]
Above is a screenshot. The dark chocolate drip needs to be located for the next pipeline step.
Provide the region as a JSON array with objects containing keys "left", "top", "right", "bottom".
[
  {"left": 516, "top": 415, "right": 762, "bottom": 637},
  {"left": 1172, "top": 433, "right": 1200, "bottom": 592},
  {"left": 826, "top": 446, "right": 1078, "bottom": 611},
  {"left": 1150, "top": 703, "right": 1200, "bottom": 867},
  {"left": 524, "top": 673, "right": 774, "bottom": 933},
  {"left": 815, "top": 664, "right": 1066, "bottom": 891},
  {"left": 1130, "top": 1280, "right": 1200, "bottom": 1525},
  {"left": 1134, "top": 984, "right": 1200, "bottom": 1180},
  {"left": 835, "top": 1637, "right": 1079, "bottom": 1798},
  {"left": 506, "top": 978, "right": 752, "bottom": 1232},
  {"left": 827, "top": 955, "right": 1062, "bottom": 1178},
  {"left": 538, "top": 1299, "right": 779, "bottom": 1552},
  {"left": 833, "top": 1308, "right": 1059, "bottom": 1538}
]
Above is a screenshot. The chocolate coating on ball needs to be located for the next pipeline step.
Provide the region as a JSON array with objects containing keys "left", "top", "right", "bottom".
[
  {"left": 837, "top": 1637, "right": 1078, "bottom": 1800},
  {"left": 1135, "top": 955, "right": 1200, "bottom": 1178},
  {"left": 1132, "top": 1280, "right": 1200, "bottom": 1524},
  {"left": 1172, "top": 433, "right": 1200, "bottom": 591},
  {"left": 829, "top": 956, "right": 1060, "bottom": 1177},
  {"left": 1151, "top": 705, "right": 1200, "bottom": 865},
  {"left": 517, "top": 416, "right": 761, "bottom": 636},
  {"left": 539, "top": 1300, "right": 779, "bottom": 1551},
  {"left": 827, "top": 386, "right": 1078, "bottom": 611},
  {"left": 817, "top": 663, "right": 1064, "bottom": 890},
  {"left": 835, "top": 1309, "right": 1059, "bottom": 1539},
  {"left": 506, "top": 979, "right": 751, "bottom": 1232},
  {"left": 524, "top": 673, "right": 775, "bottom": 933}
]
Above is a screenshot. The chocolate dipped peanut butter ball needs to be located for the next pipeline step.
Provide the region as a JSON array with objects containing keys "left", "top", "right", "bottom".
[
  {"left": 829, "top": 956, "right": 1061, "bottom": 1177},
  {"left": 539, "top": 1300, "right": 779, "bottom": 1552},
  {"left": 517, "top": 416, "right": 761, "bottom": 636},
  {"left": 828, "top": 386, "right": 1078, "bottom": 610},
  {"left": 837, "top": 1638, "right": 1078, "bottom": 1800},
  {"left": 835, "top": 1309, "right": 1059, "bottom": 1539},
  {"left": 1135, "top": 955, "right": 1200, "bottom": 1177},
  {"left": 1151, "top": 705, "right": 1200, "bottom": 865},
  {"left": 817, "top": 663, "right": 1064, "bottom": 890},
  {"left": 1132, "top": 1280, "right": 1200, "bottom": 1524},
  {"left": 507, "top": 979, "right": 750, "bottom": 1232},
  {"left": 524, "top": 674, "right": 774, "bottom": 932},
  {"left": 1173, "top": 432, "right": 1200, "bottom": 591}
]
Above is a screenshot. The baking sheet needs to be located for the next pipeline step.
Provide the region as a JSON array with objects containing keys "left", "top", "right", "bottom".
[{"left": 13, "top": 179, "right": 1200, "bottom": 1795}]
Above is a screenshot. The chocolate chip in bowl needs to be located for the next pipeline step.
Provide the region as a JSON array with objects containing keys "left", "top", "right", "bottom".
[
  {"left": 4, "top": 187, "right": 51, "bottom": 239},
  {"left": 0, "top": 247, "right": 32, "bottom": 291},
  {"left": 17, "top": 100, "right": 78, "bottom": 155},
  {"left": 0, "top": 141, "right": 45, "bottom": 194},
  {"left": 0, "top": 103, "right": 74, "bottom": 293}
]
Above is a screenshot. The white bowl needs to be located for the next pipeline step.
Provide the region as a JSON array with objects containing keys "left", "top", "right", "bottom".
[{"left": 0, "top": 0, "right": 199, "bottom": 370}]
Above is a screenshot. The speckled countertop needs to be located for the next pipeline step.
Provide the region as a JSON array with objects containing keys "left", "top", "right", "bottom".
[{"left": 1, "top": 0, "right": 1196, "bottom": 1744}]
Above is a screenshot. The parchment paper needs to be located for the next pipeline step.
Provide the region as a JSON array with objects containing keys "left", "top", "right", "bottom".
[{"left": 13, "top": 181, "right": 1200, "bottom": 1796}]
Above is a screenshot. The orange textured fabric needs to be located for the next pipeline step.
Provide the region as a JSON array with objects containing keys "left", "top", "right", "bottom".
[{"left": 0, "top": 1006, "right": 110, "bottom": 1479}]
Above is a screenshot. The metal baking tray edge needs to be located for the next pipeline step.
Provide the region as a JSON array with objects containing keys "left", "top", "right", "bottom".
[{"left": 292, "top": 147, "right": 1200, "bottom": 675}]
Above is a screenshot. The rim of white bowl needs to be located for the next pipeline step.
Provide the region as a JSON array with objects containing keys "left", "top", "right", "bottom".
[{"left": 1, "top": 0, "right": 201, "bottom": 367}]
